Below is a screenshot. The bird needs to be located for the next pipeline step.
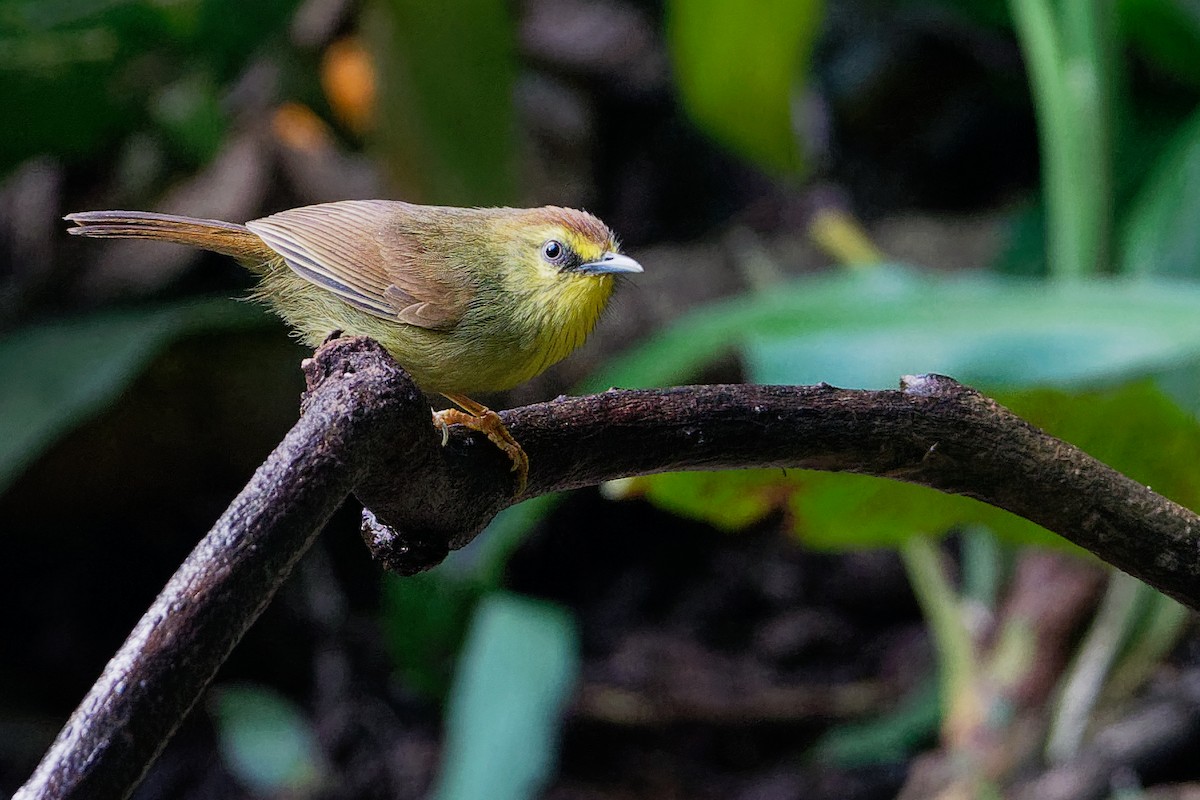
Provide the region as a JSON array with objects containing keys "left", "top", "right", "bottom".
[{"left": 65, "top": 200, "right": 643, "bottom": 492}]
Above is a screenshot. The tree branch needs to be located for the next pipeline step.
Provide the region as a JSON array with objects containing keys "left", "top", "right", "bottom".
[{"left": 17, "top": 336, "right": 1200, "bottom": 800}]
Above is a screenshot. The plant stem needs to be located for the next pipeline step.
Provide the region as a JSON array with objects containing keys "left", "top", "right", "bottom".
[
  {"left": 900, "top": 537, "right": 979, "bottom": 740},
  {"left": 1009, "top": 0, "right": 1114, "bottom": 278}
]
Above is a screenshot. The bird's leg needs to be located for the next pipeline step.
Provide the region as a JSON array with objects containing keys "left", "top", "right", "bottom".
[{"left": 434, "top": 393, "right": 528, "bottom": 494}]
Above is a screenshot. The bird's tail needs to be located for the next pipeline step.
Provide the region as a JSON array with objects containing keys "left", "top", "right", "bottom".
[{"left": 65, "top": 210, "right": 276, "bottom": 264}]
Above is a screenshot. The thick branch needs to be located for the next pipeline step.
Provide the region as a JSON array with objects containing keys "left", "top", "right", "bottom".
[
  {"left": 17, "top": 336, "right": 1200, "bottom": 800},
  {"left": 14, "top": 338, "right": 426, "bottom": 800}
]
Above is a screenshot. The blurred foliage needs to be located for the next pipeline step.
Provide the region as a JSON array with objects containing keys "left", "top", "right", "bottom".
[
  {"left": 915, "top": 0, "right": 1200, "bottom": 87},
  {"left": 437, "top": 493, "right": 564, "bottom": 587},
  {"left": 666, "top": 0, "right": 823, "bottom": 176},
  {"left": 1009, "top": 0, "right": 1116, "bottom": 278},
  {"left": 585, "top": 267, "right": 1200, "bottom": 394},
  {"left": 590, "top": 0, "right": 1200, "bottom": 776},
  {"left": 0, "top": 0, "right": 299, "bottom": 171},
  {"left": 429, "top": 594, "right": 579, "bottom": 800},
  {"left": 1118, "top": 0, "right": 1200, "bottom": 87},
  {"left": 0, "top": 299, "right": 266, "bottom": 497},
  {"left": 381, "top": 495, "right": 562, "bottom": 698},
  {"left": 210, "top": 683, "right": 325, "bottom": 796},
  {"left": 382, "top": 571, "right": 486, "bottom": 699},
  {"left": 1046, "top": 572, "right": 1187, "bottom": 760},
  {"left": 809, "top": 677, "right": 941, "bottom": 767},
  {"left": 363, "top": 0, "right": 517, "bottom": 204},
  {"left": 1122, "top": 105, "right": 1200, "bottom": 276},
  {"left": 593, "top": 263, "right": 1200, "bottom": 551}
]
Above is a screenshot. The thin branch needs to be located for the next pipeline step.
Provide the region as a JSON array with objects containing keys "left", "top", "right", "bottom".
[{"left": 16, "top": 336, "right": 1200, "bottom": 800}]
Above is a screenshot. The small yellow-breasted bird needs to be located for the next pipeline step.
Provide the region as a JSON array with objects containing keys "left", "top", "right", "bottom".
[{"left": 65, "top": 201, "right": 643, "bottom": 491}]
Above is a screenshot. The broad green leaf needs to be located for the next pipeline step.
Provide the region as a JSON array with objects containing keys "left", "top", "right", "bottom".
[
  {"left": 211, "top": 683, "right": 323, "bottom": 795},
  {"left": 0, "top": 299, "right": 266, "bottom": 496},
  {"left": 1000, "top": 382, "right": 1200, "bottom": 507},
  {"left": 1123, "top": 105, "right": 1200, "bottom": 277},
  {"left": 746, "top": 320, "right": 1186, "bottom": 391},
  {"left": 666, "top": 0, "right": 822, "bottom": 175},
  {"left": 584, "top": 267, "right": 1200, "bottom": 392},
  {"left": 790, "top": 472, "right": 1057, "bottom": 550},
  {"left": 431, "top": 594, "right": 579, "bottom": 800},
  {"left": 365, "top": 0, "right": 517, "bottom": 204}
]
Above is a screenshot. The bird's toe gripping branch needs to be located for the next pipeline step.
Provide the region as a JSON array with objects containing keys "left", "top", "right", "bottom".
[
  {"left": 433, "top": 406, "right": 529, "bottom": 494},
  {"left": 302, "top": 336, "right": 518, "bottom": 575}
]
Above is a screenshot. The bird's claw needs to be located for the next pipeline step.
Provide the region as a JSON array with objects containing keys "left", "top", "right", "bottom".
[
  {"left": 433, "top": 412, "right": 450, "bottom": 446},
  {"left": 432, "top": 407, "right": 528, "bottom": 494}
]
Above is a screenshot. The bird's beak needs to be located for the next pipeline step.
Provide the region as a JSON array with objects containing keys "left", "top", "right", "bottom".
[{"left": 580, "top": 252, "right": 643, "bottom": 275}]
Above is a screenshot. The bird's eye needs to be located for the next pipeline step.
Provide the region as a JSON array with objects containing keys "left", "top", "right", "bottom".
[{"left": 541, "top": 239, "right": 565, "bottom": 263}]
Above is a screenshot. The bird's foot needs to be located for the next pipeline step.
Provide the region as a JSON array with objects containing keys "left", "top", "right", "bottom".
[{"left": 432, "top": 404, "right": 528, "bottom": 494}]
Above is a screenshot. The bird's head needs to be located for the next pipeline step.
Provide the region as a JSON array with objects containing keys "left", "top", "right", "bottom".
[
  {"left": 489, "top": 206, "right": 642, "bottom": 294},
  {"left": 483, "top": 205, "right": 641, "bottom": 358}
]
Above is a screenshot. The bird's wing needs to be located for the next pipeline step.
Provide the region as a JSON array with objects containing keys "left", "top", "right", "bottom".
[{"left": 245, "top": 200, "right": 469, "bottom": 330}]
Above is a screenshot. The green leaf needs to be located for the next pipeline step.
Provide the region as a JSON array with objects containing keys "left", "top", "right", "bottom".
[
  {"left": 628, "top": 469, "right": 787, "bottom": 532},
  {"left": 210, "top": 683, "right": 323, "bottom": 795},
  {"left": 431, "top": 594, "right": 579, "bottom": 800},
  {"left": 0, "top": 299, "right": 266, "bottom": 496},
  {"left": 1123, "top": 105, "right": 1200, "bottom": 277},
  {"left": 666, "top": 0, "right": 822, "bottom": 175},
  {"left": 1009, "top": 0, "right": 1116, "bottom": 278},
  {"left": 792, "top": 472, "right": 1059, "bottom": 550},
  {"left": 585, "top": 267, "right": 1200, "bottom": 392},
  {"left": 364, "top": 0, "right": 517, "bottom": 204},
  {"left": 633, "top": 468, "right": 1059, "bottom": 551}
]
